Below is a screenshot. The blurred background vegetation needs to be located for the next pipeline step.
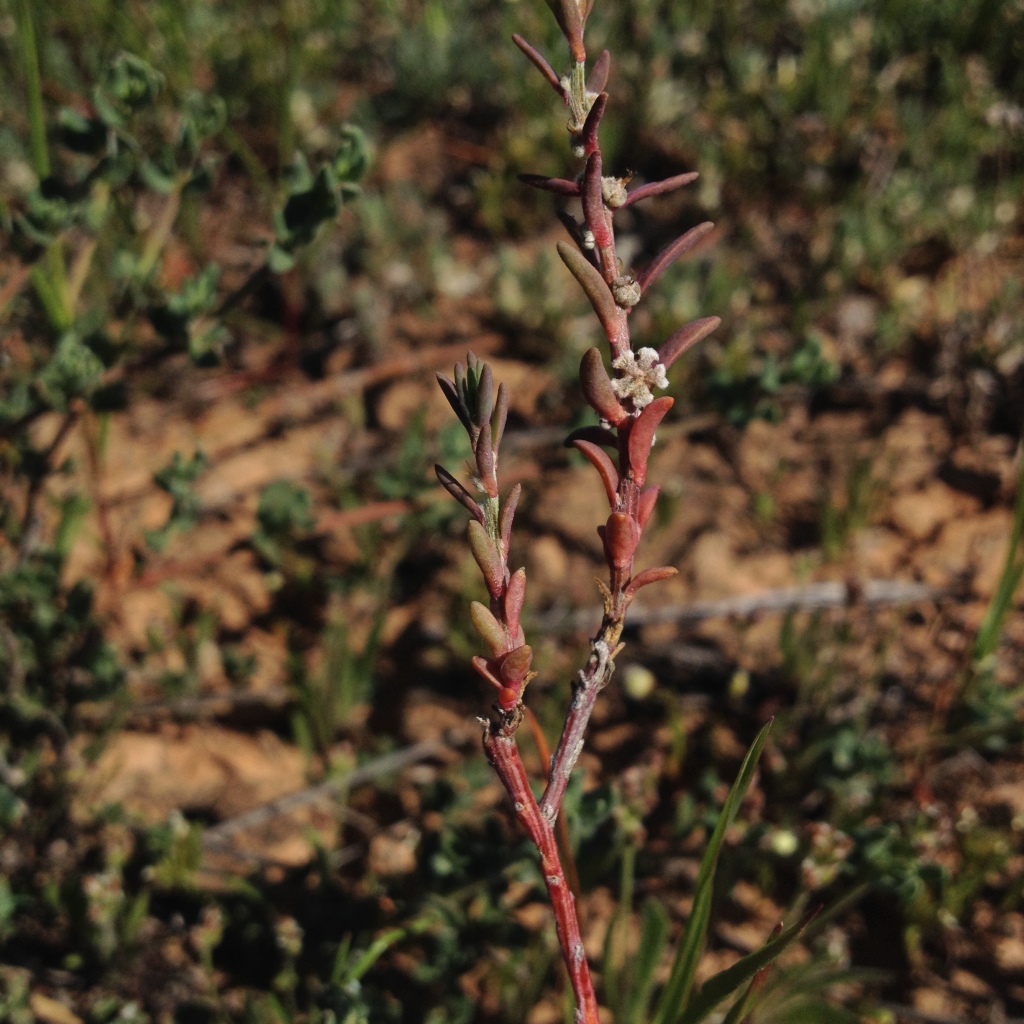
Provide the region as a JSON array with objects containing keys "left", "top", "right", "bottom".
[{"left": 1, "top": 0, "right": 1023, "bottom": 1021}]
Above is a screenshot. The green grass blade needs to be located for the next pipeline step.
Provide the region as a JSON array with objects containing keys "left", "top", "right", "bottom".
[
  {"left": 720, "top": 986, "right": 758, "bottom": 1024},
  {"left": 602, "top": 842, "right": 636, "bottom": 1015},
  {"left": 652, "top": 719, "right": 773, "bottom": 1024},
  {"left": 15, "top": 0, "right": 49, "bottom": 180},
  {"left": 975, "top": 450, "right": 1024, "bottom": 662},
  {"left": 677, "top": 907, "right": 819, "bottom": 1024},
  {"left": 622, "top": 898, "right": 671, "bottom": 1024}
]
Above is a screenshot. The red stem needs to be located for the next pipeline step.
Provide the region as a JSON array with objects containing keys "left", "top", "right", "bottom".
[{"left": 485, "top": 723, "right": 599, "bottom": 1024}]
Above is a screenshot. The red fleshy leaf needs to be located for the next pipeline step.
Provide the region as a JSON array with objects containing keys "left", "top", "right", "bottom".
[
  {"left": 622, "top": 171, "right": 699, "bottom": 208},
  {"left": 470, "top": 601, "right": 508, "bottom": 658},
  {"left": 435, "top": 465, "right": 484, "bottom": 523},
  {"left": 587, "top": 49, "right": 610, "bottom": 94},
  {"left": 623, "top": 565, "right": 678, "bottom": 601},
  {"left": 492, "top": 382, "right": 509, "bottom": 452},
  {"left": 636, "top": 485, "right": 660, "bottom": 531},
  {"left": 500, "top": 645, "right": 533, "bottom": 685},
  {"left": 511, "top": 34, "right": 565, "bottom": 97},
  {"left": 471, "top": 655, "right": 503, "bottom": 691},
  {"left": 557, "top": 241, "right": 620, "bottom": 345},
  {"left": 659, "top": 316, "right": 721, "bottom": 369},
  {"left": 468, "top": 520, "right": 505, "bottom": 599},
  {"left": 579, "top": 347, "right": 628, "bottom": 426},
  {"left": 580, "top": 91, "right": 606, "bottom": 156},
  {"left": 500, "top": 482, "right": 521, "bottom": 555},
  {"left": 436, "top": 373, "right": 471, "bottom": 433},
  {"left": 475, "top": 426, "right": 497, "bottom": 497},
  {"left": 572, "top": 439, "right": 620, "bottom": 507},
  {"left": 627, "top": 396, "right": 673, "bottom": 487},
  {"left": 518, "top": 174, "right": 580, "bottom": 196},
  {"left": 504, "top": 567, "right": 527, "bottom": 639},
  {"left": 636, "top": 221, "right": 714, "bottom": 294},
  {"left": 603, "top": 511, "right": 640, "bottom": 569}
]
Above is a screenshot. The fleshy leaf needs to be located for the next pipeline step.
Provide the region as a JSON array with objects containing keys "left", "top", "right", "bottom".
[
  {"left": 435, "top": 465, "right": 484, "bottom": 523},
  {"left": 471, "top": 655, "right": 503, "bottom": 691},
  {"left": 572, "top": 439, "right": 619, "bottom": 507},
  {"left": 504, "top": 568, "right": 527, "bottom": 638},
  {"left": 475, "top": 426, "right": 497, "bottom": 497},
  {"left": 580, "top": 91, "right": 607, "bottom": 157},
  {"left": 627, "top": 396, "right": 673, "bottom": 487},
  {"left": 603, "top": 511, "right": 640, "bottom": 569},
  {"left": 557, "top": 242, "right": 620, "bottom": 343},
  {"left": 623, "top": 565, "right": 677, "bottom": 601},
  {"left": 636, "top": 485, "right": 660, "bottom": 531},
  {"left": 468, "top": 520, "right": 505, "bottom": 599},
  {"left": 470, "top": 601, "right": 507, "bottom": 658},
  {"left": 623, "top": 171, "right": 699, "bottom": 208},
  {"left": 499, "top": 645, "right": 533, "bottom": 686},
  {"left": 492, "top": 382, "right": 509, "bottom": 452},
  {"left": 659, "top": 316, "right": 721, "bottom": 370},
  {"left": 475, "top": 362, "right": 494, "bottom": 427},
  {"left": 511, "top": 34, "right": 565, "bottom": 96},
  {"left": 519, "top": 174, "right": 580, "bottom": 196},
  {"left": 636, "top": 222, "right": 714, "bottom": 294},
  {"left": 436, "top": 373, "right": 471, "bottom": 433},
  {"left": 579, "top": 347, "right": 629, "bottom": 426},
  {"left": 587, "top": 50, "right": 611, "bottom": 95},
  {"left": 500, "top": 482, "right": 522, "bottom": 555}
]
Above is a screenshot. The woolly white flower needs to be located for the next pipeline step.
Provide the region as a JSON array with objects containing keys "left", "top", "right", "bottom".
[{"left": 610, "top": 347, "right": 668, "bottom": 409}]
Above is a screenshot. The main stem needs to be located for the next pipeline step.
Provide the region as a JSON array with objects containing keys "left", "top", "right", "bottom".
[{"left": 485, "top": 717, "right": 600, "bottom": 1024}]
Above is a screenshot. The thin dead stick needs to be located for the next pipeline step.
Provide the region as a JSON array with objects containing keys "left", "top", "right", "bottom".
[
  {"left": 89, "top": 687, "right": 294, "bottom": 725},
  {"left": 202, "top": 733, "right": 461, "bottom": 848},
  {"left": 197, "top": 336, "right": 501, "bottom": 411},
  {"left": 539, "top": 578, "right": 950, "bottom": 634}
]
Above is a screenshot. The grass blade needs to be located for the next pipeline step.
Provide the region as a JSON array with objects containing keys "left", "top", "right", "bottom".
[
  {"left": 652, "top": 720, "right": 772, "bottom": 1024},
  {"left": 974, "top": 448, "right": 1024, "bottom": 663},
  {"left": 677, "top": 907, "right": 819, "bottom": 1024},
  {"left": 623, "top": 898, "right": 671, "bottom": 1024}
]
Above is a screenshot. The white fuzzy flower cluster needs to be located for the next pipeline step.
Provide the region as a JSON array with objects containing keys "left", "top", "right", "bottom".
[{"left": 610, "top": 347, "right": 668, "bottom": 409}]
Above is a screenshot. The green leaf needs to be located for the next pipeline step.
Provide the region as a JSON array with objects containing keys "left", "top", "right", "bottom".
[
  {"left": 652, "top": 720, "right": 773, "bottom": 1024},
  {"left": 37, "top": 333, "right": 105, "bottom": 410},
  {"left": 166, "top": 264, "right": 221, "bottom": 319},
  {"left": 257, "top": 481, "right": 315, "bottom": 537},
  {"left": 333, "top": 124, "right": 370, "bottom": 184},
  {"left": 677, "top": 907, "right": 818, "bottom": 1024},
  {"left": 93, "top": 52, "right": 164, "bottom": 128},
  {"left": 139, "top": 158, "right": 178, "bottom": 196},
  {"left": 267, "top": 243, "right": 296, "bottom": 274},
  {"left": 622, "top": 899, "right": 671, "bottom": 1024},
  {"left": 180, "top": 92, "right": 227, "bottom": 154}
]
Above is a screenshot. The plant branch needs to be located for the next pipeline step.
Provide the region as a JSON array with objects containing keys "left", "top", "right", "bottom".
[{"left": 485, "top": 720, "right": 599, "bottom": 1022}]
